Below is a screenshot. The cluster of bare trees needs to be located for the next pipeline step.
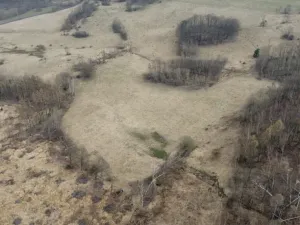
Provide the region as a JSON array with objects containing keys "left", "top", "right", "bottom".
[
  {"left": 226, "top": 43, "right": 300, "bottom": 223},
  {"left": 176, "top": 14, "right": 240, "bottom": 55},
  {"left": 61, "top": 1, "right": 97, "bottom": 31},
  {"left": 255, "top": 43, "right": 300, "bottom": 81},
  {"left": 144, "top": 58, "right": 227, "bottom": 87}
]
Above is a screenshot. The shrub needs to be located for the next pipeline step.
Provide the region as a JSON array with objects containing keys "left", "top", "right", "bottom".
[
  {"left": 72, "top": 31, "right": 90, "bottom": 38},
  {"left": 255, "top": 44, "right": 300, "bottom": 80},
  {"left": 125, "top": 0, "right": 159, "bottom": 12},
  {"left": 31, "top": 45, "right": 46, "bottom": 58},
  {"left": 179, "top": 43, "right": 198, "bottom": 57},
  {"left": 0, "top": 75, "right": 50, "bottom": 102},
  {"left": 112, "top": 18, "right": 128, "bottom": 40},
  {"left": 281, "top": 27, "right": 294, "bottom": 40},
  {"left": 72, "top": 60, "right": 95, "bottom": 79},
  {"left": 259, "top": 16, "right": 267, "bottom": 27},
  {"left": 253, "top": 48, "right": 260, "bottom": 58},
  {"left": 177, "top": 136, "right": 197, "bottom": 157},
  {"left": 177, "top": 14, "right": 240, "bottom": 47},
  {"left": 40, "top": 108, "right": 65, "bottom": 140},
  {"left": 144, "top": 58, "right": 227, "bottom": 87},
  {"left": 280, "top": 5, "right": 292, "bottom": 24},
  {"left": 55, "top": 72, "right": 72, "bottom": 92},
  {"left": 0, "top": 74, "right": 73, "bottom": 140},
  {"left": 125, "top": 1, "right": 133, "bottom": 11},
  {"left": 61, "top": 1, "right": 97, "bottom": 31},
  {"left": 65, "top": 47, "right": 71, "bottom": 56},
  {"left": 0, "top": 59, "right": 4, "bottom": 65},
  {"left": 35, "top": 44, "right": 46, "bottom": 52},
  {"left": 280, "top": 4, "right": 292, "bottom": 14},
  {"left": 101, "top": 0, "right": 111, "bottom": 6}
]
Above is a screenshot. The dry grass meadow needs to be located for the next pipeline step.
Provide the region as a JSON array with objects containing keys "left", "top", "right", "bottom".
[{"left": 1, "top": 0, "right": 300, "bottom": 224}]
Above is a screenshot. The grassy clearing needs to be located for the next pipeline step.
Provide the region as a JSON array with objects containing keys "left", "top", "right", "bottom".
[{"left": 144, "top": 58, "right": 227, "bottom": 87}]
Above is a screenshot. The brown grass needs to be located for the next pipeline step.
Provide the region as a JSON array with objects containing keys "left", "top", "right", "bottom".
[{"left": 0, "top": 73, "right": 112, "bottom": 181}]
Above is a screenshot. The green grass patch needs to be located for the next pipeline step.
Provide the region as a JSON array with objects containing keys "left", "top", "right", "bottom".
[{"left": 150, "top": 147, "right": 168, "bottom": 160}]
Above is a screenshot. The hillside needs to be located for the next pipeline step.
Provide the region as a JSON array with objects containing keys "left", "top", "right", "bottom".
[{"left": 0, "top": 0, "right": 300, "bottom": 224}]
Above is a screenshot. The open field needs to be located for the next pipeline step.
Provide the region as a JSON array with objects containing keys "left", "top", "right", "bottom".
[{"left": 1, "top": 0, "right": 300, "bottom": 224}]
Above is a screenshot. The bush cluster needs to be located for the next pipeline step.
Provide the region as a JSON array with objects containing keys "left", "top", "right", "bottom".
[
  {"left": 72, "top": 31, "right": 90, "bottom": 38},
  {"left": 255, "top": 44, "right": 300, "bottom": 81},
  {"left": 61, "top": 1, "right": 97, "bottom": 31},
  {"left": 112, "top": 18, "right": 128, "bottom": 40},
  {"left": 177, "top": 14, "right": 240, "bottom": 47},
  {"left": 144, "top": 58, "right": 227, "bottom": 87}
]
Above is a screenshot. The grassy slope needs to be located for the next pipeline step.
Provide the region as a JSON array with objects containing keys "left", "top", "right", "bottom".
[
  {"left": 0, "top": 7, "right": 55, "bottom": 25},
  {"left": 173, "top": 0, "right": 300, "bottom": 12}
]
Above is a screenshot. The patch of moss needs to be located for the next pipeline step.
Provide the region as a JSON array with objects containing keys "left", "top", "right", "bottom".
[{"left": 150, "top": 147, "right": 168, "bottom": 160}]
